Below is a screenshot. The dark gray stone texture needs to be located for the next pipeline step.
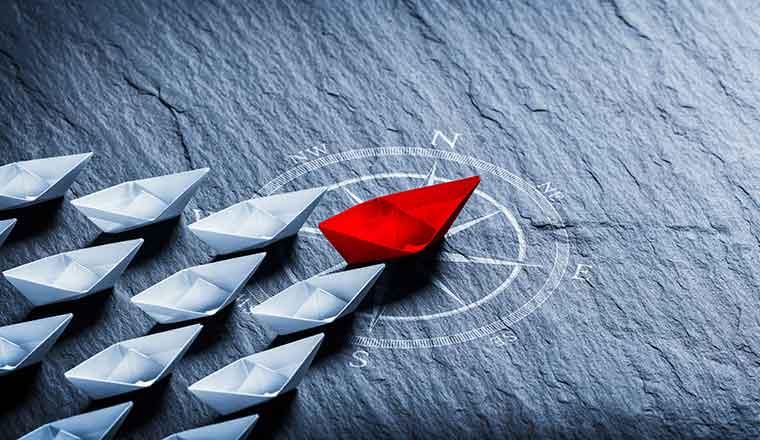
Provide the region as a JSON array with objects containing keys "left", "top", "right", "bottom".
[{"left": 1, "top": 0, "right": 759, "bottom": 438}]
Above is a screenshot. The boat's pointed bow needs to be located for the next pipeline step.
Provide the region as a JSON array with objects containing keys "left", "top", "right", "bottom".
[
  {"left": 95, "top": 401, "right": 134, "bottom": 438},
  {"left": 72, "top": 151, "right": 95, "bottom": 165},
  {"left": 104, "top": 401, "right": 134, "bottom": 421},
  {"left": 127, "top": 238, "right": 145, "bottom": 251},
  {"left": 299, "top": 185, "right": 329, "bottom": 202},
  {"left": 366, "top": 262, "right": 386, "bottom": 277},
  {"left": 168, "top": 323, "right": 204, "bottom": 347},
  {"left": 195, "top": 167, "right": 211, "bottom": 176},
  {"left": 105, "top": 238, "right": 144, "bottom": 264},
  {"left": 1, "top": 217, "right": 17, "bottom": 229},
  {"left": 452, "top": 175, "right": 481, "bottom": 202},
  {"left": 461, "top": 174, "right": 480, "bottom": 190},
  {"left": 303, "top": 332, "right": 325, "bottom": 352},
  {"left": 234, "top": 251, "right": 267, "bottom": 271},
  {"left": 179, "top": 167, "right": 211, "bottom": 189},
  {"left": 53, "top": 312, "right": 75, "bottom": 330},
  {"left": 0, "top": 218, "right": 16, "bottom": 246}
]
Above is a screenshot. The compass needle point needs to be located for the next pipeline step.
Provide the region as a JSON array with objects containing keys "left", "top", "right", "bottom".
[
  {"left": 343, "top": 187, "right": 364, "bottom": 204},
  {"left": 446, "top": 210, "right": 501, "bottom": 237},
  {"left": 367, "top": 304, "right": 386, "bottom": 333},
  {"left": 436, "top": 252, "right": 541, "bottom": 268}
]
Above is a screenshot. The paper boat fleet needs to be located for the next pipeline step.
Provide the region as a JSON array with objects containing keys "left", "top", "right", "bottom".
[
  {"left": 320, "top": 175, "right": 480, "bottom": 264},
  {"left": 189, "top": 333, "right": 323, "bottom": 415},
  {"left": 3, "top": 239, "right": 143, "bottom": 306},
  {"left": 132, "top": 253, "right": 266, "bottom": 324},
  {"left": 19, "top": 402, "right": 133, "bottom": 440},
  {"left": 163, "top": 415, "right": 258, "bottom": 440},
  {"left": 0, "top": 313, "right": 72, "bottom": 375},
  {"left": 2, "top": 153, "right": 485, "bottom": 435},
  {"left": 189, "top": 187, "right": 327, "bottom": 254},
  {"left": 252, "top": 264, "right": 385, "bottom": 335},
  {"left": 0, "top": 152, "right": 92, "bottom": 210},
  {"left": 72, "top": 168, "right": 209, "bottom": 233},
  {"left": 65, "top": 324, "right": 202, "bottom": 399},
  {"left": 0, "top": 217, "right": 16, "bottom": 247}
]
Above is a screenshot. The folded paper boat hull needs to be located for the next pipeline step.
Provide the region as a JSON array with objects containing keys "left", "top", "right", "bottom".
[
  {"left": 19, "top": 402, "right": 133, "bottom": 440},
  {"left": 162, "top": 415, "right": 259, "bottom": 440},
  {"left": 188, "top": 187, "right": 326, "bottom": 254},
  {"left": 319, "top": 176, "right": 480, "bottom": 264},
  {"left": 71, "top": 168, "right": 209, "bottom": 233},
  {"left": 188, "top": 333, "right": 323, "bottom": 415},
  {"left": 65, "top": 324, "right": 202, "bottom": 399},
  {"left": 0, "top": 313, "right": 73, "bottom": 375},
  {"left": 0, "top": 218, "right": 16, "bottom": 247},
  {"left": 131, "top": 253, "right": 266, "bottom": 324},
  {"left": 252, "top": 264, "right": 385, "bottom": 335},
  {"left": 3, "top": 239, "right": 143, "bottom": 306},
  {"left": 0, "top": 152, "right": 93, "bottom": 210}
]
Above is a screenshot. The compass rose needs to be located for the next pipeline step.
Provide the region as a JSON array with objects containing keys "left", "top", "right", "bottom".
[{"left": 244, "top": 147, "right": 570, "bottom": 349}]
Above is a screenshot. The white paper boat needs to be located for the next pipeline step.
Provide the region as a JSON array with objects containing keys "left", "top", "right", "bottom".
[
  {"left": 3, "top": 239, "right": 143, "bottom": 306},
  {"left": 19, "top": 402, "right": 133, "bottom": 440},
  {"left": 0, "top": 218, "right": 16, "bottom": 247},
  {"left": 252, "top": 264, "right": 385, "bottom": 335},
  {"left": 189, "top": 333, "right": 324, "bottom": 415},
  {"left": 0, "top": 152, "right": 93, "bottom": 210},
  {"left": 131, "top": 253, "right": 266, "bottom": 324},
  {"left": 188, "top": 187, "right": 327, "bottom": 254},
  {"left": 0, "top": 313, "right": 72, "bottom": 375},
  {"left": 162, "top": 415, "right": 259, "bottom": 440},
  {"left": 71, "top": 168, "right": 210, "bottom": 233},
  {"left": 64, "top": 324, "right": 202, "bottom": 399}
]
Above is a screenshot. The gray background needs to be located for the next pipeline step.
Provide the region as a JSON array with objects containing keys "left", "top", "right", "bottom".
[{"left": 1, "top": 1, "right": 759, "bottom": 438}]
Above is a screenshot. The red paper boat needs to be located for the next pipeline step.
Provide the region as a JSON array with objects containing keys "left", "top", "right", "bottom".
[{"left": 319, "top": 176, "right": 480, "bottom": 265}]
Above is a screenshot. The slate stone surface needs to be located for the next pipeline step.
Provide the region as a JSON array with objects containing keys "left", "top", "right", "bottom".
[{"left": 1, "top": 1, "right": 759, "bottom": 438}]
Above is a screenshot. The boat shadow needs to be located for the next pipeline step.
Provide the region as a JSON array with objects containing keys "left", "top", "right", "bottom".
[
  {"left": 0, "top": 198, "right": 65, "bottom": 243},
  {"left": 251, "top": 240, "right": 450, "bottom": 363},
  {"left": 0, "top": 363, "right": 42, "bottom": 416},
  {"left": 221, "top": 390, "right": 298, "bottom": 439},
  {"left": 146, "top": 304, "right": 236, "bottom": 356},
  {"left": 351, "top": 241, "right": 445, "bottom": 312},
  {"left": 24, "top": 289, "right": 113, "bottom": 340},
  {"left": 210, "top": 235, "right": 298, "bottom": 283},
  {"left": 87, "top": 217, "right": 182, "bottom": 267},
  {"left": 84, "top": 376, "right": 173, "bottom": 432},
  {"left": 267, "top": 313, "right": 358, "bottom": 368}
]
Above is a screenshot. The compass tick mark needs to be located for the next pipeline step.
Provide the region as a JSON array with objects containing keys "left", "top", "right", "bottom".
[
  {"left": 425, "top": 162, "right": 438, "bottom": 186},
  {"left": 343, "top": 187, "right": 364, "bottom": 204},
  {"left": 432, "top": 277, "right": 467, "bottom": 307},
  {"left": 249, "top": 285, "right": 271, "bottom": 305}
]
